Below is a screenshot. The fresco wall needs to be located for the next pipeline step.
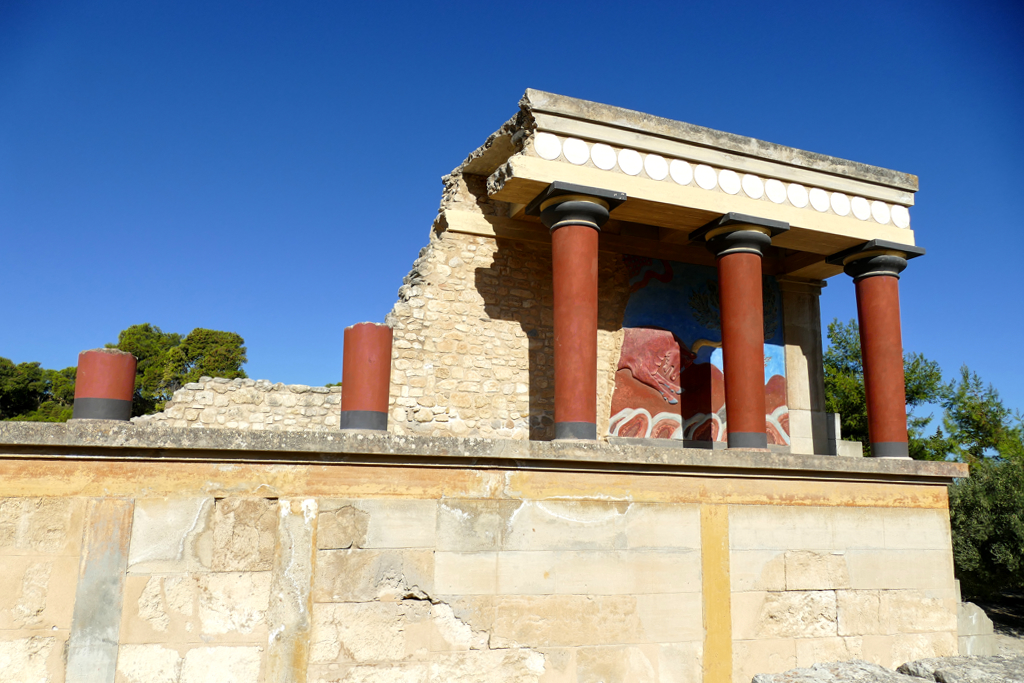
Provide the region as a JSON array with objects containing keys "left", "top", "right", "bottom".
[{"left": 609, "top": 255, "right": 790, "bottom": 445}]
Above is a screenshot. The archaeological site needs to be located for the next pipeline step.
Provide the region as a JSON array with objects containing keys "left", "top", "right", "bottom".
[{"left": 0, "top": 90, "right": 976, "bottom": 682}]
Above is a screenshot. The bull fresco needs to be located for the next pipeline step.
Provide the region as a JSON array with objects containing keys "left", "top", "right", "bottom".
[{"left": 609, "top": 255, "right": 789, "bottom": 445}]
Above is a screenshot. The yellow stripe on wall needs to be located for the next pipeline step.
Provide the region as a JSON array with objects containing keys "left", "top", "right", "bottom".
[{"left": 701, "top": 504, "right": 732, "bottom": 683}]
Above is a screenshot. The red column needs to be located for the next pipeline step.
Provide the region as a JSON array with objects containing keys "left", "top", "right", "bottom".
[
  {"left": 526, "top": 182, "right": 624, "bottom": 440},
  {"left": 340, "top": 322, "right": 393, "bottom": 430},
  {"left": 551, "top": 223, "right": 599, "bottom": 439},
  {"left": 717, "top": 249, "right": 769, "bottom": 449},
  {"left": 855, "top": 272, "right": 909, "bottom": 457},
  {"left": 72, "top": 348, "right": 137, "bottom": 420}
]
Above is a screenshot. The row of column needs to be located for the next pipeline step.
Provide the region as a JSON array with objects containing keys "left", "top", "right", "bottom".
[{"left": 528, "top": 181, "right": 923, "bottom": 458}]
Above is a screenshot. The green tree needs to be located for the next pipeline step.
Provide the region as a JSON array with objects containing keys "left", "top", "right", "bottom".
[
  {"left": 949, "top": 453, "right": 1024, "bottom": 597},
  {"left": 162, "top": 328, "right": 248, "bottom": 389},
  {"left": 823, "top": 319, "right": 946, "bottom": 458},
  {"left": 0, "top": 359, "right": 76, "bottom": 422},
  {"left": 110, "top": 323, "right": 182, "bottom": 415}
]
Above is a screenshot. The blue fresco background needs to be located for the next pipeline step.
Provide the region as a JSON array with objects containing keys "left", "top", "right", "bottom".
[{"left": 622, "top": 258, "right": 786, "bottom": 382}]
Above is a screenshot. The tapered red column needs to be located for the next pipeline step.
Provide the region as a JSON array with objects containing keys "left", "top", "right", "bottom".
[
  {"left": 693, "top": 213, "right": 789, "bottom": 450},
  {"left": 828, "top": 240, "right": 925, "bottom": 458},
  {"left": 72, "top": 348, "right": 137, "bottom": 420},
  {"left": 527, "top": 181, "right": 626, "bottom": 440},
  {"left": 340, "top": 322, "right": 393, "bottom": 431},
  {"left": 551, "top": 223, "right": 599, "bottom": 439}
]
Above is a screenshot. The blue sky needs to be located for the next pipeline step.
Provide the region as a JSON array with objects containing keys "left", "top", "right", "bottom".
[{"left": 2, "top": 0, "right": 1022, "bottom": 412}]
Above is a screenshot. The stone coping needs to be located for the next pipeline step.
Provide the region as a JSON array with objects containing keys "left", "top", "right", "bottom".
[
  {"left": 522, "top": 89, "right": 919, "bottom": 192},
  {"left": 0, "top": 421, "right": 967, "bottom": 484}
]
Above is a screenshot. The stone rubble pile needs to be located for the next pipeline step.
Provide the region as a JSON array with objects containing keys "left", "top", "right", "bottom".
[
  {"left": 131, "top": 377, "right": 342, "bottom": 431},
  {"left": 752, "top": 655, "right": 1024, "bottom": 682}
]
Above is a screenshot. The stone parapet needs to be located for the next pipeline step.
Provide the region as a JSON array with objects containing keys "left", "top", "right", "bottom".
[{"left": 131, "top": 377, "right": 343, "bottom": 431}]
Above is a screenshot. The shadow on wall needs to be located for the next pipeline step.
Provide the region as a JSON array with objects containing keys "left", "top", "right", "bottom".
[{"left": 475, "top": 237, "right": 630, "bottom": 440}]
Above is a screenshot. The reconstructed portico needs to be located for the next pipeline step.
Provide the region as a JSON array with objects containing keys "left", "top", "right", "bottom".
[{"left": 0, "top": 92, "right": 962, "bottom": 683}]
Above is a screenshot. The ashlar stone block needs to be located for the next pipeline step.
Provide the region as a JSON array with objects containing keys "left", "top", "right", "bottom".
[
  {"left": 784, "top": 550, "right": 851, "bottom": 590},
  {"left": 127, "top": 498, "right": 214, "bottom": 573},
  {"left": 313, "top": 549, "right": 433, "bottom": 603},
  {"left": 732, "top": 590, "right": 837, "bottom": 640},
  {"left": 502, "top": 500, "right": 629, "bottom": 551}
]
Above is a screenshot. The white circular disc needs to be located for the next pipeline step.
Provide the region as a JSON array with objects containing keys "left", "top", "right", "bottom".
[
  {"left": 562, "top": 138, "right": 590, "bottom": 165},
  {"left": 590, "top": 143, "right": 616, "bottom": 170},
  {"left": 765, "top": 179, "right": 786, "bottom": 204},
  {"left": 719, "top": 169, "right": 741, "bottom": 195},
  {"left": 644, "top": 154, "right": 668, "bottom": 180},
  {"left": 694, "top": 164, "right": 717, "bottom": 190},
  {"left": 534, "top": 133, "right": 561, "bottom": 161},
  {"left": 669, "top": 159, "right": 692, "bottom": 185},
  {"left": 871, "top": 201, "right": 891, "bottom": 224},
  {"left": 787, "top": 183, "right": 809, "bottom": 208},
  {"left": 830, "top": 192, "right": 851, "bottom": 216},
  {"left": 851, "top": 197, "right": 871, "bottom": 220},
  {"left": 741, "top": 174, "right": 764, "bottom": 199},
  {"left": 618, "top": 148, "right": 643, "bottom": 176},
  {"left": 809, "top": 188, "right": 829, "bottom": 212},
  {"left": 891, "top": 205, "right": 911, "bottom": 228}
]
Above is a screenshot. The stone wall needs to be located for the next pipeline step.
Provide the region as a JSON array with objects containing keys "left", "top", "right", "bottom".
[
  {"left": 0, "top": 423, "right": 964, "bottom": 683},
  {"left": 384, "top": 171, "right": 630, "bottom": 442},
  {"left": 132, "top": 377, "right": 343, "bottom": 431}
]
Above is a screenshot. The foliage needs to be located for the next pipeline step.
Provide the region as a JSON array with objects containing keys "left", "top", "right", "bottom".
[
  {"left": 3, "top": 323, "right": 248, "bottom": 420},
  {"left": 823, "top": 318, "right": 946, "bottom": 458},
  {"left": 950, "top": 455, "right": 1024, "bottom": 598},
  {"left": 0, "top": 359, "right": 77, "bottom": 421}
]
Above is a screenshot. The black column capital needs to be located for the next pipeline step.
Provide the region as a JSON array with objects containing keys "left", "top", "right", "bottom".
[
  {"left": 690, "top": 212, "right": 789, "bottom": 258},
  {"left": 525, "top": 181, "right": 626, "bottom": 232},
  {"left": 826, "top": 239, "right": 925, "bottom": 282}
]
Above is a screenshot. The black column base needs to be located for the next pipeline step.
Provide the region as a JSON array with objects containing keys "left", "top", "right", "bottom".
[
  {"left": 727, "top": 431, "right": 768, "bottom": 449},
  {"left": 554, "top": 422, "right": 597, "bottom": 440},
  {"left": 871, "top": 441, "right": 910, "bottom": 458},
  {"left": 339, "top": 410, "right": 388, "bottom": 431},
  {"left": 71, "top": 397, "right": 132, "bottom": 421}
]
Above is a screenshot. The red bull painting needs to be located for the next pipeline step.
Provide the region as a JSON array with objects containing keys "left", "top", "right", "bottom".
[{"left": 609, "top": 255, "right": 790, "bottom": 446}]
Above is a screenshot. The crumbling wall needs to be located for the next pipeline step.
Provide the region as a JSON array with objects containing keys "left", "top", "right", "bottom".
[
  {"left": 384, "top": 170, "right": 631, "bottom": 441},
  {"left": 132, "top": 377, "right": 342, "bottom": 431}
]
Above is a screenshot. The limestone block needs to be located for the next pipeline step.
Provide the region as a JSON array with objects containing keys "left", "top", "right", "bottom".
[
  {"left": 198, "top": 572, "right": 272, "bottom": 637},
  {"left": 882, "top": 508, "right": 952, "bottom": 550},
  {"left": 731, "top": 590, "right": 837, "bottom": 640},
  {"left": 845, "top": 549, "right": 955, "bottom": 590},
  {"left": 732, "top": 638, "right": 798, "bottom": 683},
  {"left": 624, "top": 504, "right": 700, "bottom": 550},
  {"left": 127, "top": 498, "right": 214, "bottom": 573},
  {"left": 437, "top": 499, "right": 518, "bottom": 552},
  {"left": 121, "top": 574, "right": 199, "bottom": 643},
  {"left": 0, "top": 555, "right": 78, "bottom": 630},
  {"left": 426, "top": 600, "right": 489, "bottom": 652},
  {"left": 889, "top": 631, "right": 957, "bottom": 668},
  {"left": 0, "top": 497, "right": 84, "bottom": 555},
  {"left": 347, "top": 499, "right": 437, "bottom": 549},
  {"left": 434, "top": 552, "right": 497, "bottom": 595},
  {"left": 957, "top": 601, "right": 996, "bottom": 656},
  {"left": 832, "top": 508, "right": 887, "bottom": 550},
  {"left": 310, "top": 601, "right": 430, "bottom": 664},
  {"left": 313, "top": 549, "right": 433, "bottom": 603},
  {"left": 431, "top": 649, "right": 546, "bottom": 682},
  {"left": 0, "top": 635, "right": 65, "bottom": 683},
  {"left": 502, "top": 500, "right": 629, "bottom": 551},
  {"left": 205, "top": 498, "right": 278, "bottom": 572},
  {"left": 179, "top": 645, "right": 263, "bottom": 683},
  {"left": 536, "top": 647, "right": 576, "bottom": 683},
  {"left": 317, "top": 505, "right": 369, "bottom": 550},
  {"left": 553, "top": 550, "right": 701, "bottom": 595},
  {"left": 492, "top": 595, "right": 645, "bottom": 647},
  {"left": 731, "top": 550, "right": 786, "bottom": 592},
  {"left": 575, "top": 644, "right": 658, "bottom": 683},
  {"left": 836, "top": 590, "right": 882, "bottom": 636},
  {"left": 794, "top": 636, "right": 863, "bottom": 668},
  {"left": 785, "top": 550, "right": 851, "bottom": 590},
  {"left": 729, "top": 505, "right": 834, "bottom": 551},
  {"left": 634, "top": 593, "right": 703, "bottom": 643},
  {"left": 657, "top": 642, "right": 704, "bottom": 683},
  {"left": 880, "top": 589, "right": 957, "bottom": 634},
  {"left": 267, "top": 499, "right": 317, "bottom": 683},
  {"left": 116, "top": 643, "right": 183, "bottom": 683}
]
